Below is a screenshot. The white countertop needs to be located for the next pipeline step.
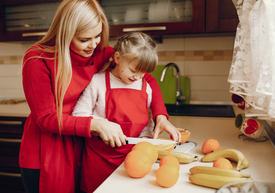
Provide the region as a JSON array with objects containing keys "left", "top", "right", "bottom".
[
  {"left": 1, "top": 103, "right": 275, "bottom": 192},
  {"left": 95, "top": 109, "right": 275, "bottom": 193},
  {"left": 0, "top": 102, "right": 30, "bottom": 117}
]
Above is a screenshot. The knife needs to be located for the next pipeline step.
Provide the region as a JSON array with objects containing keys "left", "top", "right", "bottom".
[
  {"left": 97, "top": 136, "right": 177, "bottom": 145},
  {"left": 126, "top": 137, "right": 177, "bottom": 145}
]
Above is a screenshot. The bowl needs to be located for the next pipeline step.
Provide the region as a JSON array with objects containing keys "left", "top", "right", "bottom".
[{"left": 216, "top": 180, "right": 275, "bottom": 193}]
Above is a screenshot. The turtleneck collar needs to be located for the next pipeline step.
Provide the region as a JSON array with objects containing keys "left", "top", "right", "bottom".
[{"left": 70, "top": 49, "right": 95, "bottom": 66}]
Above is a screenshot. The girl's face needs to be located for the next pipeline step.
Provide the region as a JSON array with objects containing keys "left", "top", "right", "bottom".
[
  {"left": 112, "top": 52, "right": 145, "bottom": 84},
  {"left": 70, "top": 22, "right": 102, "bottom": 58}
]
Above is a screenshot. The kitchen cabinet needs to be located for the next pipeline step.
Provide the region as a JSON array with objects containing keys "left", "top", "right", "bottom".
[
  {"left": 101, "top": 0, "right": 205, "bottom": 37},
  {"left": 0, "top": 0, "right": 205, "bottom": 42},
  {"left": 0, "top": 116, "right": 26, "bottom": 193},
  {"left": 205, "top": 0, "right": 239, "bottom": 33},
  {"left": 0, "top": 0, "right": 61, "bottom": 42},
  {"left": 0, "top": 0, "right": 239, "bottom": 42}
]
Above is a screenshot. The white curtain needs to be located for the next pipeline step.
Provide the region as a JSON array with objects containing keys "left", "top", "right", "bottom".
[{"left": 228, "top": 0, "right": 275, "bottom": 120}]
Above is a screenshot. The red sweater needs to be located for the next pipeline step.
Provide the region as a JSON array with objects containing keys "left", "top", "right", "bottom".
[{"left": 19, "top": 45, "right": 168, "bottom": 192}]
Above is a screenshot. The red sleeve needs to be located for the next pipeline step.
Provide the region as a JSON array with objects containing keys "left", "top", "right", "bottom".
[
  {"left": 144, "top": 73, "right": 169, "bottom": 121},
  {"left": 22, "top": 48, "right": 92, "bottom": 137}
]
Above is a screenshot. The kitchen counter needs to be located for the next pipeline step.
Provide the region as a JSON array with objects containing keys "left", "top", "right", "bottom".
[
  {"left": 95, "top": 110, "right": 275, "bottom": 193},
  {"left": 0, "top": 102, "right": 30, "bottom": 117},
  {"left": 1, "top": 103, "right": 275, "bottom": 192}
]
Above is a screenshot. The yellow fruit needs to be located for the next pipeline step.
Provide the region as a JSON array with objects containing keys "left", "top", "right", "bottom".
[
  {"left": 239, "top": 156, "right": 250, "bottom": 170},
  {"left": 156, "top": 164, "right": 179, "bottom": 188},
  {"left": 213, "top": 158, "right": 233, "bottom": 170},
  {"left": 189, "top": 166, "right": 251, "bottom": 178},
  {"left": 132, "top": 141, "right": 158, "bottom": 164},
  {"left": 159, "top": 155, "right": 180, "bottom": 170},
  {"left": 156, "top": 138, "right": 175, "bottom": 151},
  {"left": 170, "top": 128, "right": 191, "bottom": 144},
  {"left": 124, "top": 149, "right": 152, "bottom": 178},
  {"left": 201, "top": 148, "right": 246, "bottom": 171},
  {"left": 201, "top": 138, "right": 220, "bottom": 154},
  {"left": 158, "top": 150, "right": 198, "bottom": 164},
  {"left": 189, "top": 173, "right": 251, "bottom": 189},
  {"left": 179, "top": 129, "right": 191, "bottom": 144}
]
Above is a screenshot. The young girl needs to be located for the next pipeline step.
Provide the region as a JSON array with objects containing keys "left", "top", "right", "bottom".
[
  {"left": 19, "top": 0, "right": 180, "bottom": 192},
  {"left": 72, "top": 32, "right": 176, "bottom": 192}
]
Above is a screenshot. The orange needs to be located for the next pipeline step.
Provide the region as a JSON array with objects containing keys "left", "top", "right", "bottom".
[
  {"left": 213, "top": 158, "right": 233, "bottom": 170},
  {"left": 159, "top": 155, "right": 180, "bottom": 170},
  {"left": 124, "top": 149, "right": 152, "bottom": 178},
  {"left": 179, "top": 129, "right": 191, "bottom": 144},
  {"left": 170, "top": 128, "right": 191, "bottom": 144},
  {"left": 156, "top": 138, "right": 175, "bottom": 151},
  {"left": 201, "top": 138, "right": 220, "bottom": 154},
  {"left": 132, "top": 141, "right": 158, "bottom": 164},
  {"left": 156, "top": 164, "right": 179, "bottom": 188}
]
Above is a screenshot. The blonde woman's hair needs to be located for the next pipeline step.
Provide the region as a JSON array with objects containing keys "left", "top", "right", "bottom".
[
  {"left": 24, "top": 0, "right": 109, "bottom": 133},
  {"left": 100, "top": 32, "right": 158, "bottom": 73}
]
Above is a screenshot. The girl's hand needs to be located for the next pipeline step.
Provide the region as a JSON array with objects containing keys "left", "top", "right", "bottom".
[
  {"left": 152, "top": 115, "right": 181, "bottom": 144},
  {"left": 90, "top": 119, "right": 127, "bottom": 147}
]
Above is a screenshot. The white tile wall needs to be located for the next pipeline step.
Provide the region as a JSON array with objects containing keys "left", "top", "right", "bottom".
[
  {"left": 185, "top": 61, "right": 231, "bottom": 76},
  {"left": 157, "top": 38, "right": 185, "bottom": 51},
  {"left": 156, "top": 35, "right": 235, "bottom": 104},
  {"left": 0, "top": 42, "right": 30, "bottom": 100},
  {"left": 0, "top": 64, "right": 24, "bottom": 100},
  {"left": 0, "top": 42, "right": 25, "bottom": 56},
  {"left": 184, "top": 36, "right": 235, "bottom": 51}
]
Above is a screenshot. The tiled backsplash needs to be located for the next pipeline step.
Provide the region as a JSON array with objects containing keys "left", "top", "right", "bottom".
[
  {"left": 0, "top": 50, "right": 233, "bottom": 64},
  {"left": 0, "top": 36, "right": 235, "bottom": 103},
  {"left": 0, "top": 56, "right": 22, "bottom": 64},
  {"left": 158, "top": 50, "right": 233, "bottom": 62}
]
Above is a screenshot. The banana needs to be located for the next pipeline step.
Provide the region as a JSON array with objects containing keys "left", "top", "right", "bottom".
[
  {"left": 189, "top": 173, "right": 252, "bottom": 189},
  {"left": 158, "top": 150, "right": 198, "bottom": 164},
  {"left": 201, "top": 148, "right": 246, "bottom": 171},
  {"left": 239, "top": 156, "right": 250, "bottom": 170},
  {"left": 189, "top": 166, "right": 250, "bottom": 178}
]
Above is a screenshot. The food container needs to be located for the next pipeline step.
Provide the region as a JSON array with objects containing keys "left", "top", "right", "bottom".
[{"left": 216, "top": 180, "right": 275, "bottom": 193}]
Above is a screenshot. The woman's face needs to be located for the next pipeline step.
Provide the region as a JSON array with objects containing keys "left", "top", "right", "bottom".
[{"left": 70, "top": 22, "right": 102, "bottom": 58}]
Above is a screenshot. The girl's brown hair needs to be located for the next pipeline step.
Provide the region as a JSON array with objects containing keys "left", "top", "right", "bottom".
[{"left": 100, "top": 32, "right": 158, "bottom": 73}]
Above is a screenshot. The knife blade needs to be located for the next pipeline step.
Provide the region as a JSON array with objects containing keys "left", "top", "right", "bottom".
[
  {"left": 97, "top": 136, "right": 177, "bottom": 145},
  {"left": 126, "top": 137, "right": 177, "bottom": 145}
]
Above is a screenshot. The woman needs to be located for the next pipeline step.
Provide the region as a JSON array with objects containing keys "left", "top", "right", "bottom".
[{"left": 19, "top": 0, "right": 180, "bottom": 192}]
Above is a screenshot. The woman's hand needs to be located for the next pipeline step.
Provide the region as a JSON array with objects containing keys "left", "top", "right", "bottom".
[
  {"left": 152, "top": 115, "right": 181, "bottom": 144},
  {"left": 90, "top": 119, "right": 127, "bottom": 147}
]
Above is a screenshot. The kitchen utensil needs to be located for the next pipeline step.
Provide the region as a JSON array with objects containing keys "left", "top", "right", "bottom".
[
  {"left": 216, "top": 180, "right": 275, "bottom": 193},
  {"left": 97, "top": 136, "right": 177, "bottom": 145},
  {"left": 172, "top": 141, "right": 197, "bottom": 153},
  {"left": 235, "top": 113, "right": 267, "bottom": 142},
  {"left": 150, "top": 65, "right": 190, "bottom": 104},
  {"left": 231, "top": 94, "right": 245, "bottom": 110},
  {"left": 126, "top": 137, "right": 177, "bottom": 145}
]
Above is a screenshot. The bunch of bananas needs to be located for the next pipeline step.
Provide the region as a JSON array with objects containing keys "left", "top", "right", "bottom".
[
  {"left": 158, "top": 150, "right": 198, "bottom": 164},
  {"left": 189, "top": 166, "right": 252, "bottom": 189},
  {"left": 201, "top": 148, "right": 250, "bottom": 171}
]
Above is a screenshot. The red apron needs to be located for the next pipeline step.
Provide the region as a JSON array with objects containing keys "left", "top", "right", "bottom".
[
  {"left": 81, "top": 70, "right": 149, "bottom": 192},
  {"left": 39, "top": 65, "right": 98, "bottom": 193}
]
